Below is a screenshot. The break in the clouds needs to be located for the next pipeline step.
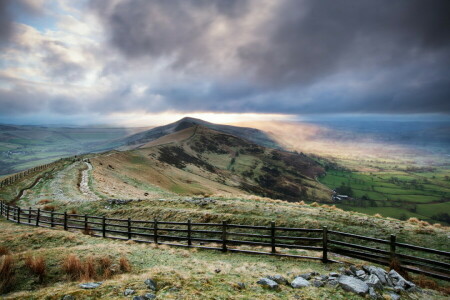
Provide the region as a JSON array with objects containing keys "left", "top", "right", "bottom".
[{"left": 0, "top": 0, "right": 449, "bottom": 124}]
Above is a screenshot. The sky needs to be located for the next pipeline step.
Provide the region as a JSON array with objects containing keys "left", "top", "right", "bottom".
[{"left": 0, "top": 0, "right": 449, "bottom": 126}]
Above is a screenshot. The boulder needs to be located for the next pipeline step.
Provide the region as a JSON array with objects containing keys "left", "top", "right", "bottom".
[
  {"left": 124, "top": 289, "right": 136, "bottom": 296},
  {"left": 291, "top": 277, "right": 310, "bottom": 288},
  {"left": 366, "top": 266, "right": 390, "bottom": 286},
  {"left": 267, "top": 275, "right": 288, "bottom": 285},
  {"left": 298, "top": 273, "right": 312, "bottom": 280},
  {"left": 338, "top": 275, "right": 369, "bottom": 296},
  {"left": 79, "top": 282, "right": 102, "bottom": 289},
  {"left": 366, "top": 274, "right": 383, "bottom": 290},
  {"left": 312, "top": 280, "right": 325, "bottom": 287},
  {"left": 144, "top": 278, "right": 157, "bottom": 291},
  {"left": 327, "top": 279, "right": 339, "bottom": 286},
  {"left": 144, "top": 293, "right": 156, "bottom": 300},
  {"left": 388, "top": 270, "right": 415, "bottom": 290},
  {"left": 356, "top": 270, "right": 366, "bottom": 278},
  {"left": 257, "top": 278, "right": 279, "bottom": 290}
]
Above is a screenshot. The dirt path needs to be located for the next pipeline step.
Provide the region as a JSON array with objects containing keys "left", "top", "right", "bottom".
[{"left": 79, "top": 161, "right": 100, "bottom": 200}]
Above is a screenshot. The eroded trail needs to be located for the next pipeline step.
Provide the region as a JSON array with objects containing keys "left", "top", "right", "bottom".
[{"left": 79, "top": 161, "right": 100, "bottom": 200}]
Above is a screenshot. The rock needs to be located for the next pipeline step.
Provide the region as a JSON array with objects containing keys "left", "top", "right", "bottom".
[
  {"left": 267, "top": 275, "right": 288, "bottom": 285},
  {"left": 356, "top": 270, "right": 366, "bottom": 278},
  {"left": 338, "top": 275, "right": 369, "bottom": 296},
  {"left": 298, "top": 273, "right": 312, "bottom": 280},
  {"left": 389, "top": 292, "right": 400, "bottom": 300},
  {"left": 367, "top": 266, "right": 390, "bottom": 286},
  {"left": 388, "top": 270, "right": 415, "bottom": 290},
  {"left": 291, "top": 277, "right": 311, "bottom": 288},
  {"left": 368, "top": 287, "right": 379, "bottom": 299},
  {"left": 327, "top": 279, "right": 339, "bottom": 286},
  {"left": 62, "top": 296, "right": 75, "bottom": 300},
  {"left": 313, "top": 280, "right": 325, "bottom": 287},
  {"left": 144, "top": 278, "right": 157, "bottom": 291},
  {"left": 349, "top": 266, "right": 359, "bottom": 275},
  {"left": 366, "top": 274, "right": 383, "bottom": 290},
  {"left": 79, "top": 282, "right": 102, "bottom": 289},
  {"left": 143, "top": 293, "right": 156, "bottom": 300},
  {"left": 257, "top": 278, "right": 279, "bottom": 290},
  {"left": 329, "top": 272, "right": 340, "bottom": 278},
  {"left": 124, "top": 289, "right": 136, "bottom": 296},
  {"left": 215, "top": 268, "right": 221, "bottom": 273},
  {"left": 133, "top": 297, "right": 146, "bottom": 300}
]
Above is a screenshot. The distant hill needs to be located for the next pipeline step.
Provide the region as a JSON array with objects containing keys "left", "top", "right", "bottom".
[
  {"left": 118, "top": 117, "right": 281, "bottom": 150},
  {"left": 91, "top": 124, "right": 330, "bottom": 201}
]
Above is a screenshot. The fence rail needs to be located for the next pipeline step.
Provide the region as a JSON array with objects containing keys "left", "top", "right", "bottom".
[{"left": 0, "top": 201, "right": 448, "bottom": 281}]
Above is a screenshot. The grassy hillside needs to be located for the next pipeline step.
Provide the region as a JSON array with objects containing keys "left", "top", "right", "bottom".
[{"left": 0, "top": 125, "right": 146, "bottom": 176}]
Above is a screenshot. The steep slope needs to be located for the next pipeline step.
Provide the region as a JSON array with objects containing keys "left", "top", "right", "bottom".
[
  {"left": 90, "top": 125, "right": 330, "bottom": 201},
  {"left": 118, "top": 117, "right": 280, "bottom": 150}
]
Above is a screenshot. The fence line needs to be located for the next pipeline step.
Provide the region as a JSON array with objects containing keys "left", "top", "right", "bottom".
[
  {"left": 0, "top": 201, "right": 448, "bottom": 281},
  {"left": 0, "top": 156, "right": 82, "bottom": 189}
]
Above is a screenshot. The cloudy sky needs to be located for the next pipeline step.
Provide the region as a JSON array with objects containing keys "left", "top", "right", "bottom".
[{"left": 0, "top": 0, "right": 449, "bottom": 126}]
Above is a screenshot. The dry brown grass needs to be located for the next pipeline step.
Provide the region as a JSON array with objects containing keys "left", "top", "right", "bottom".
[
  {"left": 374, "top": 213, "right": 383, "bottom": 218},
  {"left": 42, "top": 205, "right": 55, "bottom": 212},
  {"left": 37, "top": 199, "right": 52, "bottom": 205},
  {"left": 0, "top": 246, "right": 9, "bottom": 256},
  {"left": 310, "top": 202, "right": 320, "bottom": 207},
  {"left": 419, "top": 220, "right": 430, "bottom": 227},
  {"left": 407, "top": 217, "right": 420, "bottom": 224},
  {"left": 119, "top": 256, "right": 131, "bottom": 273},
  {"left": 62, "top": 254, "right": 82, "bottom": 280},
  {"left": 68, "top": 208, "right": 77, "bottom": 215},
  {"left": 82, "top": 225, "right": 93, "bottom": 236},
  {"left": 414, "top": 275, "right": 450, "bottom": 295},
  {"left": 0, "top": 255, "right": 15, "bottom": 293},
  {"left": 433, "top": 223, "right": 442, "bottom": 228},
  {"left": 389, "top": 258, "right": 410, "bottom": 281},
  {"left": 81, "top": 256, "right": 96, "bottom": 281},
  {"left": 97, "top": 256, "right": 113, "bottom": 279},
  {"left": 24, "top": 255, "right": 46, "bottom": 283}
]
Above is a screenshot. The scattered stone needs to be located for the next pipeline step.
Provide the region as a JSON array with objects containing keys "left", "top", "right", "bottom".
[
  {"left": 388, "top": 270, "right": 415, "bottom": 290},
  {"left": 124, "top": 289, "right": 136, "bottom": 296},
  {"left": 144, "top": 278, "right": 157, "bottom": 291},
  {"left": 366, "top": 274, "right": 383, "bottom": 290},
  {"left": 389, "top": 292, "right": 400, "bottom": 300},
  {"left": 349, "top": 266, "right": 359, "bottom": 275},
  {"left": 62, "top": 296, "right": 75, "bottom": 300},
  {"left": 356, "top": 270, "right": 366, "bottom": 278},
  {"left": 133, "top": 296, "right": 146, "bottom": 300},
  {"left": 313, "top": 280, "right": 325, "bottom": 287},
  {"left": 338, "top": 275, "right": 369, "bottom": 296},
  {"left": 215, "top": 268, "right": 221, "bottom": 273},
  {"left": 329, "top": 272, "right": 340, "bottom": 278},
  {"left": 107, "top": 199, "right": 132, "bottom": 205},
  {"left": 327, "top": 279, "right": 339, "bottom": 286},
  {"left": 257, "top": 278, "right": 279, "bottom": 290},
  {"left": 368, "top": 287, "right": 382, "bottom": 299},
  {"left": 267, "top": 275, "right": 288, "bottom": 285},
  {"left": 298, "top": 273, "right": 312, "bottom": 280},
  {"left": 143, "top": 293, "right": 156, "bottom": 300},
  {"left": 291, "top": 277, "right": 311, "bottom": 288},
  {"left": 79, "top": 282, "right": 102, "bottom": 289}
]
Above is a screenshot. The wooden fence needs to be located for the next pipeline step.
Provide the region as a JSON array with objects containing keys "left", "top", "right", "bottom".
[
  {"left": 0, "top": 156, "right": 81, "bottom": 188},
  {"left": 0, "top": 201, "right": 448, "bottom": 281}
]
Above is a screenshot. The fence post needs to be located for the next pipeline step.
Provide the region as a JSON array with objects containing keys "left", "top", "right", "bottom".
[
  {"left": 36, "top": 208, "right": 40, "bottom": 226},
  {"left": 17, "top": 207, "right": 21, "bottom": 224},
  {"left": 187, "top": 219, "right": 192, "bottom": 246},
  {"left": 64, "top": 212, "right": 68, "bottom": 230},
  {"left": 222, "top": 221, "right": 227, "bottom": 252},
  {"left": 128, "top": 218, "right": 132, "bottom": 240},
  {"left": 322, "top": 226, "right": 328, "bottom": 263},
  {"left": 51, "top": 211, "right": 54, "bottom": 227},
  {"left": 84, "top": 214, "right": 88, "bottom": 233},
  {"left": 102, "top": 216, "right": 106, "bottom": 238},
  {"left": 0, "top": 201, "right": 3, "bottom": 216},
  {"left": 28, "top": 207, "right": 32, "bottom": 224},
  {"left": 6, "top": 204, "right": 10, "bottom": 220},
  {"left": 390, "top": 234, "right": 396, "bottom": 263},
  {"left": 271, "top": 221, "right": 276, "bottom": 253},
  {"left": 153, "top": 219, "right": 158, "bottom": 244}
]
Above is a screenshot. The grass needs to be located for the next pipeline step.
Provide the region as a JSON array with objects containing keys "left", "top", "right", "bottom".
[{"left": 319, "top": 168, "right": 450, "bottom": 224}]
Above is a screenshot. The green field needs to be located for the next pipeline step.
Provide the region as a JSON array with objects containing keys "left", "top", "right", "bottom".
[{"left": 319, "top": 168, "right": 450, "bottom": 224}]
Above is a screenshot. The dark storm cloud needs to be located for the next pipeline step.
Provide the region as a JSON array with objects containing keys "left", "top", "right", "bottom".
[{"left": 88, "top": 0, "right": 450, "bottom": 115}]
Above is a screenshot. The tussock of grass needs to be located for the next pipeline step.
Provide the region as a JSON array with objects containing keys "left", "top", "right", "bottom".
[
  {"left": 0, "top": 255, "right": 15, "bottom": 293},
  {"left": 24, "top": 255, "right": 46, "bottom": 283}
]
